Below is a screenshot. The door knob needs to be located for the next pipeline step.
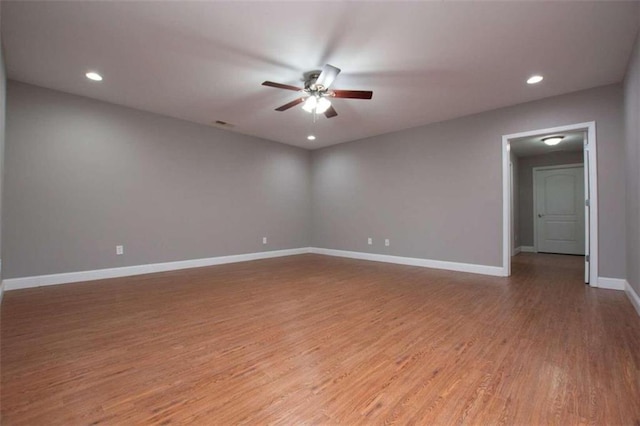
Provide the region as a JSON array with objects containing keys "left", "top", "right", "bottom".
[{"left": 538, "top": 213, "right": 544, "bottom": 218}]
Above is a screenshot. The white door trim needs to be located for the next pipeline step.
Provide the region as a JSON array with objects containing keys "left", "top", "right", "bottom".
[
  {"left": 501, "top": 121, "right": 598, "bottom": 286},
  {"left": 510, "top": 161, "right": 515, "bottom": 255},
  {"left": 532, "top": 164, "right": 585, "bottom": 253}
]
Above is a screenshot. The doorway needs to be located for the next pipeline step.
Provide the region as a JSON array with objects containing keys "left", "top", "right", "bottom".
[{"left": 501, "top": 122, "right": 598, "bottom": 286}]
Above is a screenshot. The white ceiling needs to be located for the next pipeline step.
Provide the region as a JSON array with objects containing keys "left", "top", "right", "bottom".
[
  {"left": 511, "top": 131, "right": 584, "bottom": 158},
  {"left": 2, "top": 1, "right": 639, "bottom": 149}
]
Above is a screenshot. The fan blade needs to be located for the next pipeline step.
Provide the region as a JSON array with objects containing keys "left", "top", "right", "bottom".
[
  {"left": 262, "top": 81, "right": 303, "bottom": 91},
  {"left": 315, "top": 64, "right": 341, "bottom": 89},
  {"left": 324, "top": 105, "right": 338, "bottom": 118},
  {"left": 332, "top": 90, "right": 373, "bottom": 99},
  {"left": 275, "top": 97, "right": 306, "bottom": 111}
]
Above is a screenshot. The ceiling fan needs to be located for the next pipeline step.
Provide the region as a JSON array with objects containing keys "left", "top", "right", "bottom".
[{"left": 262, "top": 64, "right": 373, "bottom": 119}]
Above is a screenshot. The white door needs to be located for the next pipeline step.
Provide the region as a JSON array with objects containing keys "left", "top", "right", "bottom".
[{"left": 535, "top": 166, "right": 585, "bottom": 255}]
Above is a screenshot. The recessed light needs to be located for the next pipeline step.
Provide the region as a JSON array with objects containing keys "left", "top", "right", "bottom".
[
  {"left": 307, "top": 135, "right": 316, "bottom": 141},
  {"left": 542, "top": 136, "right": 564, "bottom": 146},
  {"left": 527, "top": 75, "right": 543, "bottom": 84},
  {"left": 85, "top": 72, "right": 103, "bottom": 81}
]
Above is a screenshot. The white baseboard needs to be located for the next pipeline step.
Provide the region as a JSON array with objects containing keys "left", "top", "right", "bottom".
[
  {"left": 0, "top": 246, "right": 535, "bottom": 292},
  {"left": 625, "top": 281, "right": 640, "bottom": 317},
  {"left": 596, "top": 277, "right": 626, "bottom": 291},
  {"left": 512, "top": 246, "right": 521, "bottom": 256},
  {"left": 309, "top": 247, "right": 505, "bottom": 277},
  {"left": 520, "top": 246, "right": 536, "bottom": 253},
  {"left": 3, "top": 248, "right": 637, "bottom": 317},
  {"left": 2, "top": 248, "right": 312, "bottom": 291}
]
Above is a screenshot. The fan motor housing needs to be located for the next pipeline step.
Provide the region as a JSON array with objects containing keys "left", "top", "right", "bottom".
[{"left": 303, "top": 70, "right": 322, "bottom": 90}]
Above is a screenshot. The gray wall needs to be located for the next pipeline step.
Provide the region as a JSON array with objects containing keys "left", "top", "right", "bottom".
[
  {"left": 516, "top": 151, "right": 584, "bottom": 247},
  {"left": 0, "top": 5, "right": 6, "bottom": 290},
  {"left": 3, "top": 81, "right": 311, "bottom": 279},
  {"left": 2, "top": 81, "right": 630, "bottom": 281},
  {"left": 625, "top": 30, "right": 640, "bottom": 295},
  {"left": 311, "top": 84, "right": 626, "bottom": 278}
]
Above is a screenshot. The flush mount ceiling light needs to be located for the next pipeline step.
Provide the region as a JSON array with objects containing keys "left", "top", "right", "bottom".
[
  {"left": 85, "top": 71, "right": 103, "bottom": 81},
  {"left": 307, "top": 135, "right": 316, "bottom": 141},
  {"left": 527, "top": 75, "right": 543, "bottom": 84},
  {"left": 542, "top": 136, "right": 564, "bottom": 146}
]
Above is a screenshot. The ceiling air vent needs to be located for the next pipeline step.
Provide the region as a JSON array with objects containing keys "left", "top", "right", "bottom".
[{"left": 213, "top": 120, "right": 235, "bottom": 128}]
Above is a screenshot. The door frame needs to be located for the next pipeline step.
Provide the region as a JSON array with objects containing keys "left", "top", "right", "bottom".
[
  {"left": 501, "top": 121, "right": 598, "bottom": 286},
  {"left": 532, "top": 163, "right": 585, "bottom": 253}
]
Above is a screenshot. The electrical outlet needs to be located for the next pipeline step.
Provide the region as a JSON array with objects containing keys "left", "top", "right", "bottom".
[
  {"left": 116, "top": 245, "right": 124, "bottom": 255},
  {"left": 367, "top": 237, "right": 372, "bottom": 245},
  {"left": 262, "top": 237, "right": 267, "bottom": 245},
  {"left": 385, "top": 239, "right": 390, "bottom": 247}
]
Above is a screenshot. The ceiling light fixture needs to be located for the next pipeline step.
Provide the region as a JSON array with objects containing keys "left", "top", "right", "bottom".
[
  {"left": 307, "top": 135, "right": 316, "bottom": 141},
  {"left": 302, "top": 95, "right": 331, "bottom": 115},
  {"left": 86, "top": 71, "right": 103, "bottom": 81},
  {"left": 527, "top": 75, "right": 543, "bottom": 84},
  {"left": 542, "top": 136, "right": 564, "bottom": 146},
  {"left": 302, "top": 96, "right": 317, "bottom": 112}
]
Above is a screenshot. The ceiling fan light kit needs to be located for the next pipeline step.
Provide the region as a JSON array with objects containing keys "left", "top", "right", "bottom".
[
  {"left": 302, "top": 96, "right": 331, "bottom": 114},
  {"left": 262, "top": 63, "right": 373, "bottom": 120}
]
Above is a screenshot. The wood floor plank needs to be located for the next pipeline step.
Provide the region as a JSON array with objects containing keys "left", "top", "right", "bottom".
[{"left": 2, "top": 253, "right": 640, "bottom": 424}]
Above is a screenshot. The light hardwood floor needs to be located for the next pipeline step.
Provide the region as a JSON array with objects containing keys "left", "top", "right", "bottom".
[{"left": 1, "top": 253, "right": 639, "bottom": 424}]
